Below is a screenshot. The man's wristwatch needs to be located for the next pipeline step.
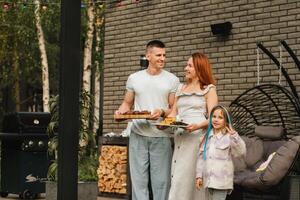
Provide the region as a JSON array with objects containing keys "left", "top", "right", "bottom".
[{"left": 160, "top": 109, "right": 165, "bottom": 117}]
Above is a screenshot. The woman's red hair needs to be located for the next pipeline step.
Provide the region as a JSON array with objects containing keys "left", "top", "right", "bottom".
[{"left": 192, "top": 52, "right": 216, "bottom": 89}]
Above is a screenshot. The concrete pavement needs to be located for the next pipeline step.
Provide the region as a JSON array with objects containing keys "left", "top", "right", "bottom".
[{"left": 0, "top": 194, "right": 124, "bottom": 200}]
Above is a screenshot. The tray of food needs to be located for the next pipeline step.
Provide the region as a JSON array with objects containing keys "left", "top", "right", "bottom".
[
  {"left": 114, "top": 110, "right": 152, "bottom": 120},
  {"left": 152, "top": 117, "right": 189, "bottom": 128}
]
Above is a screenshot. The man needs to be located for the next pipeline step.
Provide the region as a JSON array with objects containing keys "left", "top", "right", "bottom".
[{"left": 115, "top": 40, "right": 179, "bottom": 200}]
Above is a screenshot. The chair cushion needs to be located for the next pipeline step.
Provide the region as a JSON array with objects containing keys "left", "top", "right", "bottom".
[
  {"left": 233, "top": 156, "right": 247, "bottom": 172},
  {"left": 254, "top": 126, "right": 284, "bottom": 140},
  {"left": 234, "top": 136, "right": 300, "bottom": 191},
  {"left": 262, "top": 140, "right": 285, "bottom": 160},
  {"left": 261, "top": 136, "right": 300, "bottom": 186},
  {"left": 242, "top": 136, "right": 264, "bottom": 168}
]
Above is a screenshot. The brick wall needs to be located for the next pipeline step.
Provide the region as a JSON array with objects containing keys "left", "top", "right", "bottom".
[{"left": 103, "top": 0, "right": 300, "bottom": 133}]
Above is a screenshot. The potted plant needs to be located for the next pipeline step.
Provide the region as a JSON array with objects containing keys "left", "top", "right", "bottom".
[{"left": 46, "top": 91, "right": 98, "bottom": 200}]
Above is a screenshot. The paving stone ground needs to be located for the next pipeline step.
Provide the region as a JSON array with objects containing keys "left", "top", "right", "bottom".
[{"left": 0, "top": 194, "right": 124, "bottom": 200}]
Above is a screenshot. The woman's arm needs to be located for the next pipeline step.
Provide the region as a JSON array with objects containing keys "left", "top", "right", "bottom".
[
  {"left": 186, "top": 87, "right": 218, "bottom": 132},
  {"left": 196, "top": 149, "right": 204, "bottom": 179},
  {"left": 206, "top": 86, "right": 218, "bottom": 117}
]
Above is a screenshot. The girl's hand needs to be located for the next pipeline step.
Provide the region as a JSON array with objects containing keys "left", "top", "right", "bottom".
[
  {"left": 186, "top": 123, "right": 199, "bottom": 132},
  {"left": 226, "top": 126, "right": 237, "bottom": 135},
  {"left": 195, "top": 178, "right": 203, "bottom": 190}
]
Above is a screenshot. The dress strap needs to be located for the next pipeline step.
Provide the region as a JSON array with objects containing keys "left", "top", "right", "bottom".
[
  {"left": 175, "top": 83, "right": 184, "bottom": 96},
  {"left": 202, "top": 84, "right": 216, "bottom": 95}
]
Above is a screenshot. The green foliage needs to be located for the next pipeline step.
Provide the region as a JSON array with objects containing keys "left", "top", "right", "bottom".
[
  {"left": 0, "top": 1, "right": 105, "bottom": 115},
  {"left": 0, "top": 3, "right": 38, "bottom": 86},
  {"left": 47, "top": 92, "right": 98, "bottom": 181},
  {"left": 78, "top": 155, "right": 98, "bottom": 181},
  {"left": 0, "top": 1, "right": 61, "bottom": 117},
  {"left": 0, "top": 1, "right": 105, "bottom": 179}
]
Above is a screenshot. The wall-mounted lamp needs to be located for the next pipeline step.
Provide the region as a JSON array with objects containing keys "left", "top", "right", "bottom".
[
  {"left": 210, "top": 22, "right": 232, "bottom": 36},
  {"left": 140, "top": 55, "right": 149, "bottom": 69}
]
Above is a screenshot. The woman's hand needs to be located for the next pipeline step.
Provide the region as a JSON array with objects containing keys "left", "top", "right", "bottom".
[
  {"left": 195, "top": 178, "right": 203, "bottom": 190},
  {"left": 149, "top": 109, "right": 163, "bottom": 120},
  {"left": 186, "top": 123, "right": 199, "bottom": 132}
]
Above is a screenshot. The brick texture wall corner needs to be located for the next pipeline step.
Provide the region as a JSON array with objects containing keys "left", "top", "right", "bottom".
[{"left": 103, "top": 0, "right": 300, "bottom": 134}]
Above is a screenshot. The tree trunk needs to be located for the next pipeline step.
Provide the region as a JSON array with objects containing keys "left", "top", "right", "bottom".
[
  {"left": 93, "top": 22, "right": 102, "bottom": 134},
  {"left": 82, "top": 1, "right": 95, "bottom": 94},
  {"left": 34, "top": 0, "right": 50, "bottom": 112},
  {"left": 12, "top": 47, "right": 20, "bottom": 111},
  {"left": 82, "top": 1, "right": 95, "bottom": 135}
]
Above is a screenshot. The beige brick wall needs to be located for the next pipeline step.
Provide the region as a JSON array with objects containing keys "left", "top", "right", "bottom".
[{"left": 103, "top": 0, "right": 300, "bottom": 133}]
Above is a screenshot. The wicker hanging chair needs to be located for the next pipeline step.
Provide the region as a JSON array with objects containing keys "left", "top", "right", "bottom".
[
  {"left": 230, "top": 83, "right": 300, "bottom": 138},
  {"left": 227, "top": 41, "right": 300, "bottom": 200},
  {"left": 227, "top": 83, "right": 300, "bottom": 200}
]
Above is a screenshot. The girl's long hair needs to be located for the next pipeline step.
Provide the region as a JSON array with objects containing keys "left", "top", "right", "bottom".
[{"left": 203, "top": 105, "right": 232, "bottom": 160}]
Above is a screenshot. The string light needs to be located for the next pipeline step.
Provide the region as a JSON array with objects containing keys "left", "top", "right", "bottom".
[
  {"left": 0, "top": 0, "right": 148, "bottom": 10},
  {"left": 3, "top": 2, "right": 10, "bottom": 11},
  {"left": 0, "top": 1, "right": 59, "bottom": 6},
  {"left": 40, "top": 0, "right": 47, "bottom": 10},
  {"left": 0, "top": 1, "right": 105, "bottom": 11},
  {"left": 0, "top": 0, "right": 106, "bottom": 6},
  {"left": 116, "top": 0, "right": 122, "bottom": 7},
  {"left": 41, "top": 3, "right": 47, "bottom": 10}
]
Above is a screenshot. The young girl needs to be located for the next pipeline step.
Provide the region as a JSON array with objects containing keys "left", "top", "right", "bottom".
[{"left": 196, "top": 105, "right": 246, "bottom": 200}]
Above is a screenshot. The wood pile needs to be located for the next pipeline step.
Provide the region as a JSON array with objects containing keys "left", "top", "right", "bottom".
[{"left": 97, "top": 145, "right": 128, "bottom": 194}]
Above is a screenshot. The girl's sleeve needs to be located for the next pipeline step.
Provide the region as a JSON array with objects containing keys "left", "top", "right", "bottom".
[
  {"left": 196, "top": 148, "right": 204, "bottom": 178},
  {"left": 230, "top": 132, "right": 246, "bottom": 158}
]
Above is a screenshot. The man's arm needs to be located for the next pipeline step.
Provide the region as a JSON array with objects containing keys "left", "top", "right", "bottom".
[
  {"left": 115, "top": 91, "right": 135, "bottom": 114},
  {"left": 150, "top": 92, "right": 176, "bottom": 119},
  {"left": 165, "top": 93, "right": 176, "bottom": 116},
  {"left": 166, "top": 94, "right": 178, "bottom": 118}
]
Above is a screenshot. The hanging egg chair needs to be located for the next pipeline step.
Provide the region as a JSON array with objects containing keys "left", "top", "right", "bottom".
[
  {"left": 230, "top": 83, "right": 300, "bottom": 138},
  {"left": 226, "top": 41, "right": 300, "bottom": 200}
]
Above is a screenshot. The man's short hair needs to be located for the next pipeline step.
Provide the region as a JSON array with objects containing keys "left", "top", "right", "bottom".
[{"left": 146, "top": 40, "right": 165, "bottom": 51}]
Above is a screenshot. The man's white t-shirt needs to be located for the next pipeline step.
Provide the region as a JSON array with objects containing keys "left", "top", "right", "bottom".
[{"left": 126, "top": 69, "right": 179, "bottom": 137}]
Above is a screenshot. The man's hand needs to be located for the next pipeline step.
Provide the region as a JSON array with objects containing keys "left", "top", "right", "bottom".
[
  {"left": 195, "top": 178, "right": 203, "bottom": 190},
  {"left": 114, "top": 110, "right": 128, "bottom": 122},
  {"left": 114, "top": 110, "right": 123, "bottom": 115}
]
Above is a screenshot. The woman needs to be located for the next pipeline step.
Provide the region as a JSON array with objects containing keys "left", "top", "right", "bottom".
[{"left": 168, "top": 52, "right": 218, "bottom": 200}]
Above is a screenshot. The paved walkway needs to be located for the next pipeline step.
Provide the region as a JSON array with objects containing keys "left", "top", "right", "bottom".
[
  {"left": 0, "top": 194, "right": 124, "bottom": 200},
  {"left": 0, "top": 194, "right": 42, "bottom": 200}
]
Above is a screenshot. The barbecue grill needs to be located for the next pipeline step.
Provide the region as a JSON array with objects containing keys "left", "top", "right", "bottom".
[{"left": 0, "top": 112, "right": 50, "bottom": 199}]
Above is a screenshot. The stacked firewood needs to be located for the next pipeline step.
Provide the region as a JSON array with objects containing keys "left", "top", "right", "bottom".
[{"left": 97, "top": 145, "right": 128, "bottom": 194}]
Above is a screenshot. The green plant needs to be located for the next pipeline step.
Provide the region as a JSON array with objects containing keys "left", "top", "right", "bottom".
[{"left": 47, "top": 91, "right": 98, "bottom": 181}]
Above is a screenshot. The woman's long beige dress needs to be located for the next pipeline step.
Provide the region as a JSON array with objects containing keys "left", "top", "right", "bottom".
[{"left": 168, "top": 84, "right": 215, "bottom": 200}]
